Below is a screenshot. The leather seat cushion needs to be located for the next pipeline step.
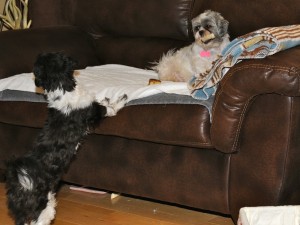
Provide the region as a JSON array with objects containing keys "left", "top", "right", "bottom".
[{"left": 0, "top": 101, "right": 212, "bottom": 148}]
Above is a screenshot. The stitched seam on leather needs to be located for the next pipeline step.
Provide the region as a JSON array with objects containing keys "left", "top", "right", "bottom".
[
  {"left": 297, "top": 69, "right": 300, "bottom": 93},
  {"left": 187, "top": 0, "right": 195, "bottom": 38},
  {"left": 212, "top": 64, "right": 293, "bottom": 152},
  {"left": 231, "top": 98, "right": 253, "bottom": 151},
  {"left": 292, "top": 68, "right": 300, "bottom": 93},
  {"left": 147, "top": 139, "right": 212, "bottom": 145},
  {"left": 221, "top": 64, "right": 291, "bottom": 85},
  {"left": 212, "top": 64, "right": 293, "bottom": 118},
  {"left": 99, "top": 132, "right": 212, "bottom": 146},
  {"left": 277, "top": 97, "right": 293, "bottom": 204},
  {"left": 212, "top": 64, "right": 292, "bottom": 118},
  {"left": 226, "top": 154, "right": 232, "bottom": 213}
]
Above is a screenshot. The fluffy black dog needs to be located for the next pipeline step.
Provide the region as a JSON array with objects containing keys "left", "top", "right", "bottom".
[{"left": 5, "top": 52, "right": 127, "bottom": 225}]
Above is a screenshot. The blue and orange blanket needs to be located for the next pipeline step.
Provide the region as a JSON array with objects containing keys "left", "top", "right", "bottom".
[{"left": 188, "top": 24, "right": 300, "bottom": 100}]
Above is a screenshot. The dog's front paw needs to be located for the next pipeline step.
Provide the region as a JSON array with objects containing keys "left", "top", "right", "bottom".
[{"left": 99, "top": 94, "right": 128, "bottom": 117}]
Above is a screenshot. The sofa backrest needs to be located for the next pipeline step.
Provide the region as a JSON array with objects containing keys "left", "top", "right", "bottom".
[
  {"left": 70, "top": 0, "right": 198, "bottom": 41},
  {"left": 28, "top": 0, "right": 300, "bottom": 68},
  {"left": 202, "top": 0, "right": 300, "bottom": 38},
  {"left": 29, "top": 0, "right": 300, "bottom": 39},
  {"left": 29, "top": 0, "right": 201, "bottom": 40}
]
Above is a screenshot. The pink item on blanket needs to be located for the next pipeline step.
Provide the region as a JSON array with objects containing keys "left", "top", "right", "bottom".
[{"left": 200, "top": 50, "right": 211, "bottom": 57}]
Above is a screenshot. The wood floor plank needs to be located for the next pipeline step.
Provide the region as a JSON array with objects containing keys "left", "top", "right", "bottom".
[
  {"left": 0, "top": 183, "right": 6, "bottom": 195},
  {"left": 51, "top": 220, "right": 78, "bottom": 225},
  {"left": 0, "top": 196, "right": 14, "bottom": 225},
  {"left": 208, "top": 217, "right": 236, "bottom": 225},
  {"left": 0, "top": 182, "right": 234, "bottom": 225},
  {"left": 56, "top": 200, "right": 114, "bottom": 224},
  {"left": 58, "top": 186, "right": 219, "bottom": 225}
]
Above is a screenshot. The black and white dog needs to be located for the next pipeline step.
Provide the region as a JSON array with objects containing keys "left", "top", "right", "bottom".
[{"left": 5, "top": 52, "right": 127, "bottom": 225}]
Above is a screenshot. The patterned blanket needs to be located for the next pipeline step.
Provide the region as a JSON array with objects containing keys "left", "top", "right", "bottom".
[{"left": 188, "top": 24, "right": 300, "bottom": 100}]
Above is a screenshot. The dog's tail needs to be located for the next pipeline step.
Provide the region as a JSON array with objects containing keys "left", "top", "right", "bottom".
[
  {"left": 5, "top": 156, "right": 49, "bottom": 224},
  {"left": 6, "top": 157, "right": 38, "bottom": 192},
  {"left": 150, "top": 49, "right": 176, "bottom": 72}
]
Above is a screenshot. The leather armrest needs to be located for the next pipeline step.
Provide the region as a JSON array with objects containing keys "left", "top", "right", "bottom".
[
  {"left": 0, "top": 26, "right": 99, "bottom": 78},
  {"left": 211, "top": 46, "right": 300, "bottom": 153}
]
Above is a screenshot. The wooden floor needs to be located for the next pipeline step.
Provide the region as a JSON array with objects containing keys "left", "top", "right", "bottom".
[{"left": 0, "top": 182, "right": 234, "bottom": 225}]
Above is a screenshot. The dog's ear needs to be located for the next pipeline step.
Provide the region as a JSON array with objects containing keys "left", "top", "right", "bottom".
[
  {"left": 33, "top": 53, "right": 48, "bottom": 88},
  {"left": 60, "top": 56, "right": 78, "bottom": 92},
  {"left": 219, "top": 19, "right": 229, "bottom": 37}
]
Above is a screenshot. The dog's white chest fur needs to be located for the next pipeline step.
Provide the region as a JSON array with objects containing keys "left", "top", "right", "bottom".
[
  {"left": 46, "top": 84, "right": 128, "bottom": 117},
  {"left": 47, "top": 84, "right": 95, "bottom": 115},
  {"left": 189, "top": 44, "right": 219, "bottom": 72},
  {"left": 190, "top": 39, "right": 229, "bottom": 74}
]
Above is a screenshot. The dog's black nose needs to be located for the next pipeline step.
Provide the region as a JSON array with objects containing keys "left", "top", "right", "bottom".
[
  {"left": 199, "top": 30, "right": 204, "bottom": 36},
  {"left": 34, "top": 78, "right": 42, "bottom": 87}
]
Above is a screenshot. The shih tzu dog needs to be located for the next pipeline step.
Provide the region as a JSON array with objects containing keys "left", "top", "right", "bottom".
[
  {"left": 5, "top": 52, "right": 127, "bottom": 225},
  {"left": 154, "top": 10, "right": 230, "bottom": 82}
]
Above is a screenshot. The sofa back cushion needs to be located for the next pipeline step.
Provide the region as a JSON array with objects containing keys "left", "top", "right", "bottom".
[
  {"left": 29, "top": 0, "right": 200, "bottom": 40},
  {"left": 0, "top": 27, "right": 100, "bottom": 77},
  {"left": 28, "top": 0, "right": 300, "bottom": 68},
  {"left": 203, "top": 0, "right": 300, "bottom": 38},
  {"left": 29, "top": 0, "right": 300, "bottom": 39},
  {"left": 69, "top": 0, "right": 204, "bottom": 68},
  {"left": 71, "top": 0, "right": 196, "bottom": 41}
]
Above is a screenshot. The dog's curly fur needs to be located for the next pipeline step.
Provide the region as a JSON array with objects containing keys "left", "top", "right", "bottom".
[
  {"left": 154, "top": 10, "right": 230, "bottom": 82},
  {"left": 5, "top": 52, "right": 127, "bottom": 225}
]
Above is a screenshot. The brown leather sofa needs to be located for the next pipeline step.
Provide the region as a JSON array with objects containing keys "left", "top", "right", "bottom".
[{"left": 0, "top": 0, "right": 299, "bottom": 223}]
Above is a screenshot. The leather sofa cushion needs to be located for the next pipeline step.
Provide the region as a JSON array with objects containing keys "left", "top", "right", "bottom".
[
  {"left": 97, "top": 104, "right": 212, "bottom": 148},
  {"left": 0, "top": 101, "right": 212, "bottom": 148},
  {"left": 0, "top": 26, "right": 100, "bottom": 78},
  {"left": 200, "top": 0, "right": 300, "bottom": 38},
  {"left": 72, "top": 0, "right": 192, "bottom": 40},
  {"left": 29, "top": 0, "right": 199, "bottom": 41},
  {"left": 28, "top": 0, "right": 300, "bottom": 41}
]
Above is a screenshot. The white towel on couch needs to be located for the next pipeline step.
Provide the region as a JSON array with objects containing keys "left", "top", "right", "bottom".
[{"left": 0, "top": 64, "right": 190, "bottom": 102}]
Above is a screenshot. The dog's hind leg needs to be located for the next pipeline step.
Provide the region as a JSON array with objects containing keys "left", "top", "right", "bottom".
[
  {"left": 32, "top": 192, "right": 56, "bottom": 225},
  {"left": 15, "top": 219, "right": 27, "bottom": 225}
]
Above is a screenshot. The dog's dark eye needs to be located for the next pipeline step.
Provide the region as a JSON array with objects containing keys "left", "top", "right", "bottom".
[
  {"left": 205, "top": 25, "right": 212, "bottom": 30},
  {"left": 194, "top": 25, "right": 201, "bottom": 32}
]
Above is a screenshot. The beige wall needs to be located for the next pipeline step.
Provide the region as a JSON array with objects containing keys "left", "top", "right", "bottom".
[
  {"left": 0, "top": 0, "right": 6, "bottom": 30},
  {"left": 0, "top": 0, "right": 5, "bottom": 13}
]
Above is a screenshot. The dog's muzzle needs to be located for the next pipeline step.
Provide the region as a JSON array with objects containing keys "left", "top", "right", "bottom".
[
  {"left": 34, "top": 78, "right": 42, "bottom": 88},
  {"left": 199, "top": 30, "right": 215, "bottom": 44}
]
